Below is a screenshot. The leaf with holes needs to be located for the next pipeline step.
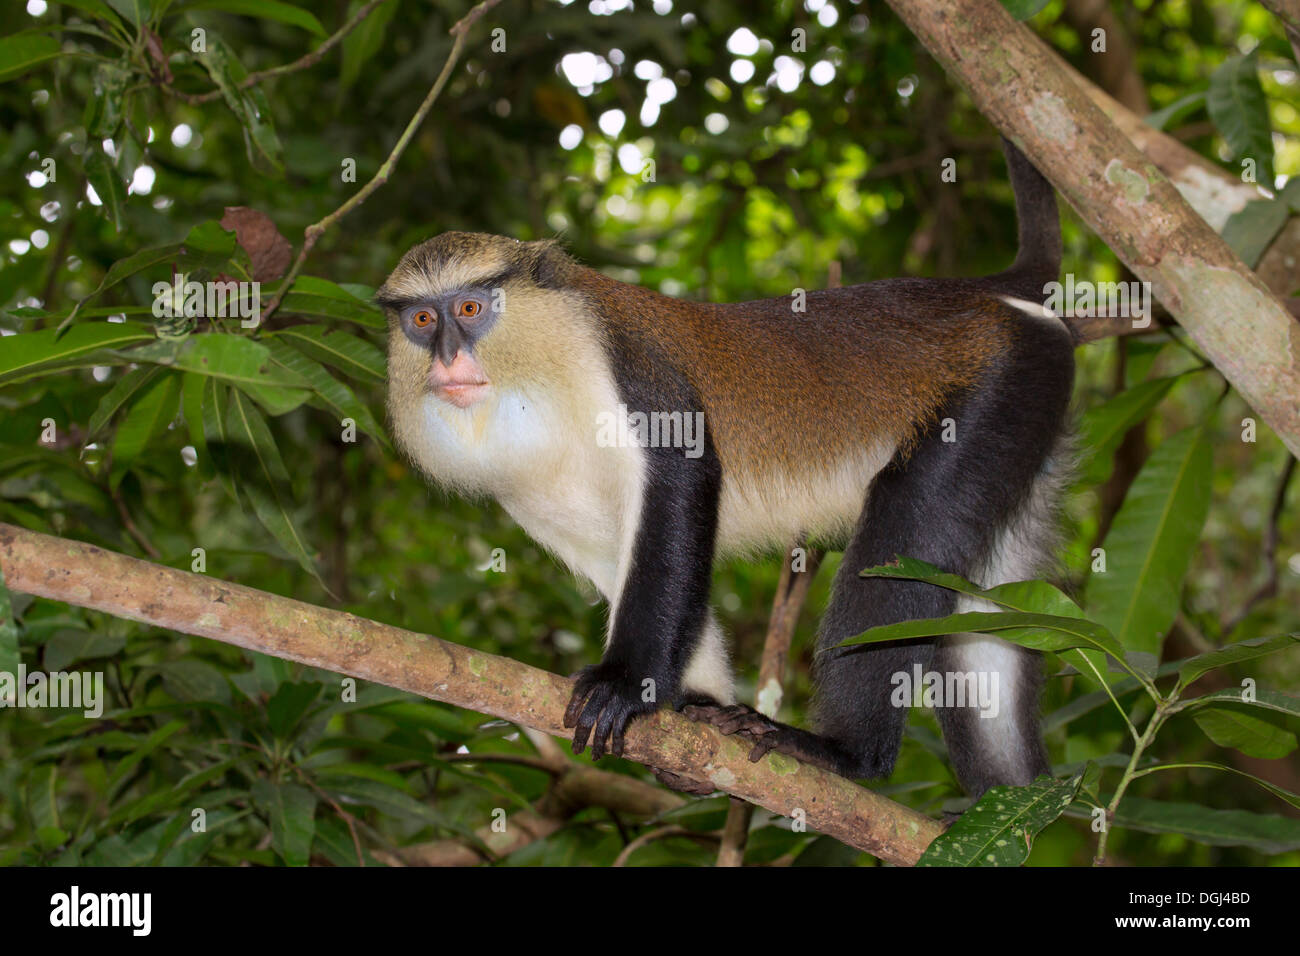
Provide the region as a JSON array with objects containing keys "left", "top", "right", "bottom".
[{"left": 918, "top": 774, "right": 1081, "bottom": 866}]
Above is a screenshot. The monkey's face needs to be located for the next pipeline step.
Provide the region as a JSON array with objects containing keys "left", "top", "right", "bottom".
[
  {"left": 390, "top": 289, "right": 498, "bottom": 409},
  {"left": 379, "top": 234, "right": 584, "bottom": 420}
]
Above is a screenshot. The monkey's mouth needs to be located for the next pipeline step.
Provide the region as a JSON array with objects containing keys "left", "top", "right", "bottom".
[{"left": 433, "top": 380, "right": 490, "bottom": 408}]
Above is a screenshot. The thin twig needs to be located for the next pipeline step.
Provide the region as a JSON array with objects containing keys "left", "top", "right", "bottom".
[
  {"left": 112, "top": 490, "right": 161, "bottom": 559},
  {"left": 290, "top": 763, "right": 366, "bottom": 866},
  {"left": 441, "top": 751, "right": 563, "bottom": 774},
  {"left": 167, "top": 0, "right": 390, "bottom": 105},
  {"left": 716, "top": 538, "right": 825, "bottom": 867}
]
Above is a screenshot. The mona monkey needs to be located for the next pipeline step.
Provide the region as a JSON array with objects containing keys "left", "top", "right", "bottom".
[{"left": 378, "top": 138, "right": 1074, "bottom": 798}]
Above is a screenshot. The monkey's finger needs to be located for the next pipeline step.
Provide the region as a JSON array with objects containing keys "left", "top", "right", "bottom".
[
  {"left": 747, "top": 738, "right": 776, "bottom": 763},
  {"left": 570, "top": 685, "right": 611, "bottom": 755},
  {"left": 563, "top": 673, "right": 598, "bottom": 730},
  {"left": 611, "top": 718, "right": 630, "bottom": 757},
  {"left": 590, "top": 700, "right": 626, "bottom": 761},
  {"left": 715, "top": 707, "right": 763, "bottom": 736}
]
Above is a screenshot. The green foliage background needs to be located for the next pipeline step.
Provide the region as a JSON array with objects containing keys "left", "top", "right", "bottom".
[{"left": 0, "top": 0, "right": 1297, "bottom": 866}]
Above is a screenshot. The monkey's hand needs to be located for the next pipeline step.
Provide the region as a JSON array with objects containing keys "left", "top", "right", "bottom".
[{"left": 563, "top": 662, "right": 659, "bottom": 761}]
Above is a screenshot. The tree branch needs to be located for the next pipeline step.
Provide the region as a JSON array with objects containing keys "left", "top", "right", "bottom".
[
  {"left": 0, "top": 523, "right": 943, "bottom": 865},
  {"left": 885, "top": 0, "right": 1300, "bottom": 456}
]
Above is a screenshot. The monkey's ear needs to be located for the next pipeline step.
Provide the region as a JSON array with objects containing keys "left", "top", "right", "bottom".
[{"left": 531, "top": 241, "right": 567, "bottom": 289}]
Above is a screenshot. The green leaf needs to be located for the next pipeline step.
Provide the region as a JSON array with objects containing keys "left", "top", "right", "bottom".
[
  {"left": 1085, "top": 424, "right": 1212, "bottom": 659},
  {"left": 184, "top": 0, "right": 326, "bottom": 35},
  {"left": 110, "top": 757, "right": 246, "bottom": 829},
  {"left": 0, "top": 322, "right": 154, "bottom": 385},
  {"left": 263, "top": 339, "right": 388, "bottom": 445},
  {"left": 50, "top": 0, "right": 125, "bottom": 26},
  {"left": 1207, "top": 54, "right": 1274, "bottom": 187},
  {"left": 198, "top": 35, "right": 283, "bottom": 175},
  {"left": 271, "top": 324, "right": 386, "bottom": 384},
  {"left": 88, "top": 365, "right": 163, "bottom": 437},
  {"left": 998, "top": 0, "right": 1050, "bottom": 19},
  {"left": 274, "top": 277, "right": 385, "bottom": 328},
  {"left": 841, "top": 608, "right": 1127, "bottom": 660},
  {"left": 320, "top": 778, "right": 452, "bottom": 832},
  {"left": 1140, "top": 761, "right": 1300, "bottom": 809},
  {"left": 157, "top": 659, "right": 231, "bottom": 704},
  {"left": 42, "top": 629, "right": 125, "bottom": 671},
  {"left": 104, "top": 0, "right": 152, "bottom": 28},
  {"left": 1222, "top": 196, "right": 1292, "bottom": 268},
  {"left": 109, "top": 373, "right": 180, "bottom": 488},
  {"left": 83, "top": 62, "right": 131, "bottom": 138},
  {"left": 0, "top": 33, "right": 61, "bottom": 83},
  {"left": 83, "top": 143, "right": 128, "bottom": 232},
  {"left": 850, "top": 558, "right": 1133, "bottom": 677},
  {"left": 1104, "top": 797, "right": 1300, "bottom": 853},
  {"left": 239, "top": 382, "right": 312, "bottom": 417},
  {"left": 199, "top": 376, "right": 238, "bottom": 499},
  {"left": 1177, "top": 685, "right": 1300, "bottom": 720},
  {"left": 27, "top": 764, "right": 60, "bottom": 832},
  {"left": 172, "top": 334, "right": 309, "bottom": 389},
  {"left": 856, "top": 557, "right": 1063, "bottom": 610},
  {"left": 313, "top": 816, "right": 369, "bottom": 866},
  {"left": 1175, "top": 633, "right": 1300, "bottom": 691},
  {"left": 60, "top": 244, "right": 184, "bottom": 329},
  {"left": 339, "top": 0, "right": 398, "bottom": 90},
  {"left": 918, "top": 774, "right": 1081, "bottom": 866},
  {"left": 791, "top": 834, "right": 864, "bottom": 866},
  {"left": 225, "top": 389, "right": 322, "bottom": 582},
  {"left": 266, "top": 681, "right": 323, "bottom": 739},
  {"left": 1077, "top": 376, "right": 1181, "bottom": 486},
  {"left": 106, "top": 719, "right": 186, "bottom": 798},
  {"left": 1192, "top": 706, "right": 1297, "bottom": 759},
  {"left": 182, "top": 218, "right": 239, "bottom": 264},
  {"left": 251, "top": 780, "right": 316, "bottom": 866}
]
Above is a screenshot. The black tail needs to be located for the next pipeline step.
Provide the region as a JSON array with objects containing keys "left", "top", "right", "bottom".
[{"left": 989, "top": 137, "right": 1061, "bottom": 302}]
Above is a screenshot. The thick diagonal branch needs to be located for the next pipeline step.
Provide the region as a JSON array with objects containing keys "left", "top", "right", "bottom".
[
  {"left": 0, "top": 524, "right": 942, "bottom": 865},
  {"left": 886, "top": 0, "right": 1300, "bottom": 456}
]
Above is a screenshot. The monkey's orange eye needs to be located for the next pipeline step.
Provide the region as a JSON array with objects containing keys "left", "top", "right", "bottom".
[
  {"left": 459, "top": 300, "right": 481, "bottom": 318},
  {"left": 412, "top": 310, "right": 434, "bottom": 328}
]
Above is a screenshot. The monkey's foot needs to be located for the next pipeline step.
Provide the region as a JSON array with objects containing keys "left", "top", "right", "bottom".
[
  {"left": 650, "top": 768, "right": 717, "bottom": 796},
  {"left": 681, "top": 703, "right": 783, "bottom": 761},
  {"left": 682, "top": 703, "right": 845, "bottom": 775}
]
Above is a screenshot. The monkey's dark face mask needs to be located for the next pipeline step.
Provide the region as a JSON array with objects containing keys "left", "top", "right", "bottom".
[{"left": 396, "top": 288, "right": 498, "bottom": 364}]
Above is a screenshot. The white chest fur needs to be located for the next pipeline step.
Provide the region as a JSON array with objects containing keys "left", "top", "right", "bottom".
[{"left": 404, "top": 385, "right": 644, "bottom": 599}]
